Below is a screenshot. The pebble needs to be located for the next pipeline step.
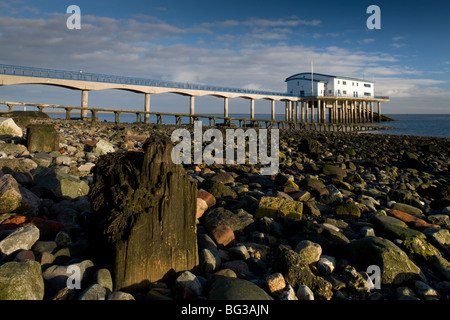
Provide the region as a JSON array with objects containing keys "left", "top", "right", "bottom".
[
  {"left": 294, "top": 240, "right": 322, "bottom": 264},
  {"left": 296, "top": 284, "right": 314, "bottom": 300},
  {"left": 175, "top": 271, "right": 203, "bottom": 296},
  {"left": 0, "top": 119, "right": 449, "bottom": 302},
  {"left": 0, "top": 225, "right": 40, "bottom": 256},
  {"left": 317, "top": 255, "right": 336, "bottom": 276},
  {"left": 264, "top": 272, "right": 286, "bottom": 294}
]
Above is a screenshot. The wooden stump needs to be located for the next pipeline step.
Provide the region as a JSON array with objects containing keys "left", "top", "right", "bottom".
[{"left": 88, "top": 135, "right": 198, "bottom": 292}]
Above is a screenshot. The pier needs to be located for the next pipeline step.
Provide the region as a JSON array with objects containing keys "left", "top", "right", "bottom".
[
  {"left": 0, "top": 64, "right": 389, "bottom": 126},
  {"left": 0, "top": 100, "right": 391, "bottom": 133}
]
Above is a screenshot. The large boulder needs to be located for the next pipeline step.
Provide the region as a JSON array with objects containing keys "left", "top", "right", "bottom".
[
  {"left": 321, "top": 164, "right": 347, "bottom": 178},
  {"left": 43, "top": 259, "right": 95, "bottom": 292},
  {"left": 0, "top": 260, "right": 44, "bottom": 300},
  {"left": 371, "top": 214, "right": 422, "bottom": 240},
  {"left": 207, "top": 276, "right": 273, "bottom": 300},
  {"left": 0, "top": 174, "right": 40, "bottom": 216},
  {"left": 298, "top": 137, "right": 321, "bottom": 154},
  {"left": 343, "top": 236, "right": 425, "bottom": 285},
  {"left": 26, "top": 124, "right": 59, "bottom": 153},
  {"left": 288, "top": 221, "right": 350, "bottom": 254},
  {"left": 0, "top": 225, "right": 40, "bottom": 256},
  {"left": 203, "top": 207, "right": 254, "bottom": 233},
  {"left": 200, "top": 180, "right": 238, "bottom": 199},
  {"left": 0, "top": 117, "right": 23, "bottom": 137},
  {"left": 335, "top": 202, "right": 361, "bottom": 219},
  {"left": 92, "top": 139, "right": 115, "bottom": 155},
  {"left": 255, "top": 196, "right": 303, "bottom": 220},
  {"left": 0, "top": 158, "right": 38, "bottom": 174},
  {"left": 32, "top": 167, "right": 89, "bottom": 199},
  {"left": 271, "top": 245, "right": 333, "bottom": 300},
  {"left": 0, "top": 143, "right": 28, "bottom": 155}
]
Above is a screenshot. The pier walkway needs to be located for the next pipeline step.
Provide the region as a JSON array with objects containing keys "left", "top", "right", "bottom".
[
  {"left": 0, "top": 100, "right": 391, "bottom": 133},
  {"left": 0, "top": 64, "right": 389, "bottom": 125}
]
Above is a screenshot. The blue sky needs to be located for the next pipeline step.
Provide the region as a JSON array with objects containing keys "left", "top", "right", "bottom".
[{"left": 0, "top": 0, "right": 449, "bottom": 114}]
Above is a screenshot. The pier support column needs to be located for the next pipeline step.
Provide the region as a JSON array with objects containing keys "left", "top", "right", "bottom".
[
  {"left": 295, "top": 101, "right": 299, "bottom": 122},
  {"left": 285, "top": 101, "right": 288, "bottom": 121},
  {"left": 305, "top": 101, "right": 309, "bottom": 122},
  {"left": 224, "top": 97, "right": 229, "bottom": 117},
  {"left": 366, "top": 102, "right": 369, "bottom": 123},
  {"left": 81, "top": 90, "right": 88, "bottom": 120},
  {"left": 318, "top": 100, "right": 322, "bottom": 123},
  {"left": 348, "top": 100, "right": 352, "bottom": 123},
  {"left": 301, "top": 101, "right": 305, "bottom": 122},
  {"left": 351, "top": 101, "right": 355, "bottom": 123},
  {"left": 190, "top": 95, "right": 195, "bottom": 124},
  {"left": 271, "top": 99, "right": 275, "bottom": 121},
  {"left": 311, "top": 101, "right": 315, "bottom": 123},
  {"left": 144, "top": 93, "right": 151, "bottom": 123},
  {"left": 328, "top": 101, "right": 332, "bottom": 123},
  {"left": 289, "top": 101, "right": 295, "bottom": 121},
  {"left": 346, "top": 100, "right": 350, "bottom": 123},
  {"left": 250, "top": 98, "right": 255, "bottom": 119},
  {"left": 358, "top": 102, "right": 362, "bottom": 123},
  {"left": 378, "top": 102, "right": 381, "bottom": 122},
  {"left": 344, "top": 102, "right": 347, "bottom": 123},
  {"left": 333, "top": 100, "right": 337, "bottom": 123},
  {"left": 370, "top": 101, "right": 374, "bottom": 123},
  {"left": 362, "top": 101, "right": 367, "bottom": 123}
]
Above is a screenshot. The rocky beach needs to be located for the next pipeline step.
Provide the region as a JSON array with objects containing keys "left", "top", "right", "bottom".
[{"left": 0, "top": 112, "right": 449, "bottom": 302}]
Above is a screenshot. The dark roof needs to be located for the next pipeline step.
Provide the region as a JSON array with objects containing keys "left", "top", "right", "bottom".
[{"left": 285, "top": 72, "right": 375, "bottom": 83}]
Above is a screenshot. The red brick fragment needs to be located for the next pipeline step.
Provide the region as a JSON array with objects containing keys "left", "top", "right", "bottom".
[{"left": 210, "top": 225, "right": 235, "bottom": 247}]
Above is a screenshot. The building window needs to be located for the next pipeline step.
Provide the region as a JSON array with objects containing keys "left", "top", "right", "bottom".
[
  {"left": 343, "top": 81, "right": 347, "bottom": 85},
  {"left": 297, "top": 81, "right": 299, "bottom": 86},
  {"left": 343, "top": 90, "right": 347, "bottom": 95},
  {"left": 337, "top": 80, "right": 340, "bottom": 84},
  {"left": 352, "top": 82, "right": 354, "bottom": 86},
  {"left": 364, "top": 92, "right": 371, "bottom": 96},
  {"left": 364, "top": 84, "right": 371, "bottom": 88}
]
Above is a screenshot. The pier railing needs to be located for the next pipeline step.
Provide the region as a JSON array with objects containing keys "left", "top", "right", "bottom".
[
  {"left": 0, "top": 64, "right": 294, "bottom": 97},
  {"left": 0, "top": 100, "right": 390, "bottom": 133}
]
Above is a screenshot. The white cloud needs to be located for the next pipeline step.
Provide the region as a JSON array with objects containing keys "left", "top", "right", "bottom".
[
  {"left": 392, "top": 36, "right": 405, "bottom": 41},
  {"left": 375, "top": 77, "right": 448, "bottom": 98},
  {"left": 359, "top": 38, "right": 375, "bottom": 44},
  {"left": 0, "top": 11, "right": 448, "bottom": 114}
]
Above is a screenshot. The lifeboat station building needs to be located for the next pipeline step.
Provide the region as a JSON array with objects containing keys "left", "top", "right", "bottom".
[{"left": 284, "top": 72, "right": 388, "bottom": 123}]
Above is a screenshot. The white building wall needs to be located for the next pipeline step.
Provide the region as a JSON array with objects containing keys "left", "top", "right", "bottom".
[
  {"left": 332, "top": 78, "right": 374, "bottom": 97},
  {"left": 286, "top": 73, "right": 375, "bottom": 97},
  {"left": 287, "top": 79, "right": 327, "bottom": 96}
]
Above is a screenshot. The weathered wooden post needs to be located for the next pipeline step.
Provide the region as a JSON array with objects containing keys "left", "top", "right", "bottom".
[{"left": 88, "top": 135, "right": 198, "bottom": 292}]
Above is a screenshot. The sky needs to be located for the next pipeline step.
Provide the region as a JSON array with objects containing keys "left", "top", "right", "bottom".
[{"left": 0, "top": 0, "right": 449, "bottom": 114}]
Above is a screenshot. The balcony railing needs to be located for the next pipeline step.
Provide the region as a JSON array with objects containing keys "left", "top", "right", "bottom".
[{"left": 299, "top": 93, "right": 389, "bottom": 100}]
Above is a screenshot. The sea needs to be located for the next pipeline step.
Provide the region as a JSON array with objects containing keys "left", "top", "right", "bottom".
[{"left": 47, "top": 112, "right": 450, "bottom": 139}]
